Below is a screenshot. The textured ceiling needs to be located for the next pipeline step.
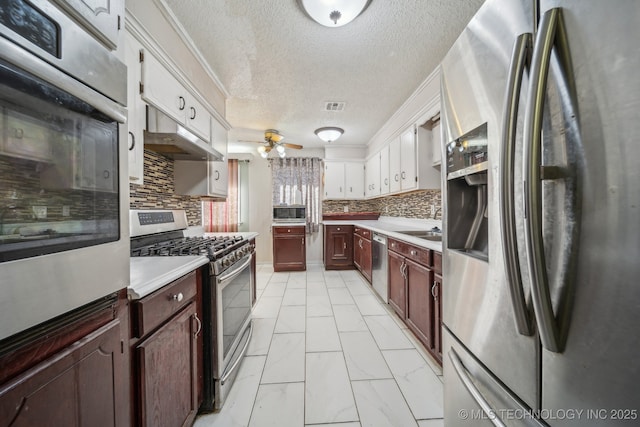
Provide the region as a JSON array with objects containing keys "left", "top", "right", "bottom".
[{"left": 162, "top": 0, "right": 485, "bottom": 153}]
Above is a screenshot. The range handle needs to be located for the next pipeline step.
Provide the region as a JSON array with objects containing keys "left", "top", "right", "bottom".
[{"left": 499, "top": 32, "right": 534, "bottom": 336}]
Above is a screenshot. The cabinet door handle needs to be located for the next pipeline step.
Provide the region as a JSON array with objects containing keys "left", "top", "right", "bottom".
[
  {"left": 194, "top": 313, "right": 202, "bottom": 338},
  {"left": 340, "top": 186, "right": 342, "bottom": 193},
  {"left": 302, "top": 238, "right": 304, "bottom": 247},
  {"left": 178, "top": 96, "right": 186, "bottom": 110},
  {"left": 384, "top": 178, "right": 388, "bottom": 185},
  {"left": 394, "top": 174, "right": 399, "bottom": 182},
  {"left": 343, "top": 242, "right": 347, "bottom": 249},
  {"left": 432, "top": 282, "right": 438, "bottom": 300},
  {"left": 401, "top": 171, "right": 406, "bottom": 179},
  {"left": 214, "top": 170, "right": 220, "bottom": 181},
  {"left": 128, "top": 131, "right": 135, "bottom": 151},
  {"left": 337, "top": 227, "right": 341, "bottom": 231},
  {"left": 171, "top": 292, "right": 184, "bottom": 302},
  {"left": 190, "top": 106, "right": 196, "bottom": 120},
  {"left": 288, "top": 229, "right": 291, "bottom": 232}
]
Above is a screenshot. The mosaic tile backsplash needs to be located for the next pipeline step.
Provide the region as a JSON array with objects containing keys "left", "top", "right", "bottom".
[
  {"left": 0, "top": 155, "right": 118, "bottom": 229},
  {"left": 322, "top": 189, "right": 442, "bottom": 220},
  {"left": 129, "top": 150, "right": 202, "bottom": 225}
]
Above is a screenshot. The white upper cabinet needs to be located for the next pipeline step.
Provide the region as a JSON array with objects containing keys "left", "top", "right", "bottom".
[
  {"left": 324, "top": 161, "right": 364, "bottom": 200},
  {"left": 400, "top": 126, "right": 417, "bottom": 191},
  {"left": 209, "top": 117, "right": 228, "bottom": 197},
  {"left": 125, "top": 32, "right": 145, "bottom": 184},
  {"left": 140, "top": 50, "right": 211, "bottom": 142},
  {"left": 389, "top": 136, "right": 402, "bottom": 193},
  {"left": 53, "top": 0, "right": 123, "bottom": 50},
  {"left": 381, "top": 120, "right": 440, "bottom": 197},
  {"left": 344, "top": 162, "right": 365, "bottom": 199},
  {"left": 431, "top": 119, "right": 442, "bottom": 166},
  {"left": 324, "top": 161, "right": 346, "bottom": 199},
  {"left": 365, "top": 153, "right": 380, "bottom": 198},
  {"left": 380, "top": 145, "right": 390, "bottom": 195}
]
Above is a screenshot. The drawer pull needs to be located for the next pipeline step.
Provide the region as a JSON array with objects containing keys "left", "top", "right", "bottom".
[
  {"left": 410, "top": 250, "right": 417, "bottom": 256},
  {"left": 337, "top": 227, "right": 341, "bottom": 231},
  {"left": 171, "top": 292, "right": 184, "bottom": 302},
  {"left": 288, "top": 229, "right": 291, "bottom": 232}
]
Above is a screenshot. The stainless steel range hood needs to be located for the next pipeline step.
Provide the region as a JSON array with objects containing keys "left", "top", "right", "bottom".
[{"left": 144, "top": 106, "right": 223, "bottom": 161}]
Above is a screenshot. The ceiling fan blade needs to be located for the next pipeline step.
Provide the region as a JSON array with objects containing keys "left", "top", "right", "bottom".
[
  {"left": 282, "top": 143, "right": 303, "bottom": 150},
  {"left": 264, "top": 146, "right": 273, "bottom": 153}
]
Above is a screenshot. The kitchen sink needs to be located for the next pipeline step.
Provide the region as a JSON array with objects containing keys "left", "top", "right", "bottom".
[{"left": 396, "top": 230, "right": 442, "bottom": 241}]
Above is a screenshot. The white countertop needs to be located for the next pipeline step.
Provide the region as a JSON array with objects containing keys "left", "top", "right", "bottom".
[
  {"left": 271, "top": 222, "right": 307, "bottom": 227},
  {"left": 322, "top": 216, "right": 443, "bottom": 252},
  {"left": 129, "top": 256, "right": 209, "bottom": 300},
  {"left": 129, "top": 231, "right": 259, "bottom": 300}
]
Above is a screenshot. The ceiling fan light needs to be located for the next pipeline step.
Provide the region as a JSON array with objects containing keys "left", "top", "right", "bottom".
[
  {"left": 298, "top": 0, "right": 372, "bottom": 27},
  {"left": 260, "top": 150, "right": 268, "bottom": 158},
  {"left": 276, "top": 145, "right": 285, "bottom": 154},
  {"left": 315, "top": 127, "right": 344, "bottom": 143},
  {"left": 257, "top": 145, "right": 266, "bottom": 153},
  {"left": 279, "top": 150, "right": 286, "bottom": 158}
]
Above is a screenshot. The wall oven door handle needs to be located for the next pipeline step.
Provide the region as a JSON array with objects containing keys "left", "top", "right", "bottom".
[
  {"left": 0, "top": 37, "right": 127, "bottom": 123},
  {"left": 499, "top": 32, "right": 534, "bottom": 337},
  {"left": 220, "top": 321, "right": 253, "bottom": 385},
  {"left": 217, "top": 254, "right": 252, "bottom": 286}
]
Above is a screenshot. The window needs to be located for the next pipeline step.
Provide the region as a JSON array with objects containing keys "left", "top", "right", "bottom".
[
  {"left": 203, "top": 159, "right": 249, "bottom": 232},
  {"left": 270, "top": 157, "right": 322, "bottom": 233}
]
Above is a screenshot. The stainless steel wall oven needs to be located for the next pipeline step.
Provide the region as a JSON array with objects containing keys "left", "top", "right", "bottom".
[{"left": 0, "top": 0, "right": 128, "bottom": 341}]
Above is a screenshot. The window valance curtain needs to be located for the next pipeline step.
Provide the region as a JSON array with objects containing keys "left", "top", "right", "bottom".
[{"left": 269, "top": 157, "right": 322, "bottom": 233}]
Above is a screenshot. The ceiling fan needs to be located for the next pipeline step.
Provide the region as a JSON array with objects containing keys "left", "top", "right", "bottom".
[{"left": 245, "top": 129, "right": 303, "bottom": 158}]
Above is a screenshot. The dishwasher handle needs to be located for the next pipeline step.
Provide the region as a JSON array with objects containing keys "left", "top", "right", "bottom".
[{"left": 372, "top": 234, "right": 387, "bottom": 245}]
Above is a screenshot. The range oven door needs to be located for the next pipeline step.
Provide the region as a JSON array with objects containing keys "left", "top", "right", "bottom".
[
  {"left": 210, "top": 253, "right": 253, "bottom": 411},
  {"left": 0, "top": 0, "right": 128, "bottom": 342}
]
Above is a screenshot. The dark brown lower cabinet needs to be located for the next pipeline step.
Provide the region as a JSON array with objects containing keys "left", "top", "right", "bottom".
[
  {"left": 388, "top": 249, "right": 406, "bottom": 318},
  {"left": 432, "top": 272, "right": 443, "bottom": 361},
  {"left": 405, "top": 258, "right": 434, "bottom": 351},
  {"left": 388, "top": 238, "right": 442, "bottom": 365},
  {"left": 136, "top": 303, "right": 198, "bottom": 427},
  {"left": 273, "top": 226, "right": 306, "bottom": 271},
  {"left": 130, "top": 270, "right": 201, "bottom": 427},
  {"left": 324, "top": 225, "right": 354, "bottom": 269},
  {"left": 0, "top": 292, "right": 129, "bottom": 427}
]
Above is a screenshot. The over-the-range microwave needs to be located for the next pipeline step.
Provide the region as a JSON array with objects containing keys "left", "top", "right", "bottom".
[{"left": 273, "top": 205, "right": 306, "bottom": 223}]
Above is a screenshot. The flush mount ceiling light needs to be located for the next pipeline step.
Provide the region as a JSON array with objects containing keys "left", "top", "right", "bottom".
[
  {"left": 315, "top": 127, "right": 344, "bottom": 143},
  {"left": 297, "top": 0, "right": 372, "bottom": 27}
]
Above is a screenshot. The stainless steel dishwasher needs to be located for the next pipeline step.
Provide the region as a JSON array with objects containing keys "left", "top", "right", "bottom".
[{"left": 371, "top": 233, "right": 388, "bottom": 303}]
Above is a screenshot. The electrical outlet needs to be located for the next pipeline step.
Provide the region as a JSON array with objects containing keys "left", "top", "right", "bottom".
[
  {"left": 430, "top": 204, "right": 435, "bottom": 217},
  {"left": 32, "top": 206, "right": 47, "bottom": 219},
  {"left": 343, "top": 206, "right": 349, "bottom": 212},
  {"left": 62, "top": 206, "right": 70, "bottom": 217}
]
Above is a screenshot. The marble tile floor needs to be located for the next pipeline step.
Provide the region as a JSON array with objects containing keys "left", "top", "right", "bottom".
[{"left": 194, "top": 264, "right": 444, "bottom": 427}]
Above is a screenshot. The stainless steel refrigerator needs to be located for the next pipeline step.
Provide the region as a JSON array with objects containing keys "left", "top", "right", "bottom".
[{"left": 441, "top": 0, "right": 640, "bottom": 425}]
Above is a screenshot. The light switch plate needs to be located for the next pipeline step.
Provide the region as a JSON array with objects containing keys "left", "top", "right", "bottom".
[{"left": 33, "top": 206, "right": 47, "bottom": 219}]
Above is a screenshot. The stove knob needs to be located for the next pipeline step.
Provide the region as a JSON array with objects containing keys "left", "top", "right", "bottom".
[{"left": 222, "top": 257, "right": 230, "bottom": 268}]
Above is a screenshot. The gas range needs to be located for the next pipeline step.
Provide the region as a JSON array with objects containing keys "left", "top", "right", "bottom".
[{"left": 129, "top": 209, "right": 251, "bottom": 275}]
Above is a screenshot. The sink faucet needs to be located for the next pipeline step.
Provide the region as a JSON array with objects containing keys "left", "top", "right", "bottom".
[{"left": 432, "top": 207, "right": 442, "bottom": 219}]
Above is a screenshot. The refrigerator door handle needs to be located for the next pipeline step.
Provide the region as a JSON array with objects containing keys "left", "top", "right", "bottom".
[
  {"left": 523, "top": 7, "right": 578, "bottom": 353},
  {"left": 449, "top": 349, "right": 507, "bottom": 427},
  {"left": 500, "top": 32, "right": 534, "bottom": 337}
]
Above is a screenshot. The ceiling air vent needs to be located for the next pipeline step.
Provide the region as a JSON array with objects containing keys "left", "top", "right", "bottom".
[{"left": 324, "top": 101, "right": 346, "bottom": 112}]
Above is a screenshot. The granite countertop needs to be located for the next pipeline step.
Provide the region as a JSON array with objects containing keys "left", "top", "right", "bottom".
[
  {"left": 129, "top": 256, "right": 210, "bottom": 300},
  {"left": 203, "top": 231, "right": 260, "bottom": 240},
  {"left": 322, "top": 216, "right": 443, "bottom": 252}
]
